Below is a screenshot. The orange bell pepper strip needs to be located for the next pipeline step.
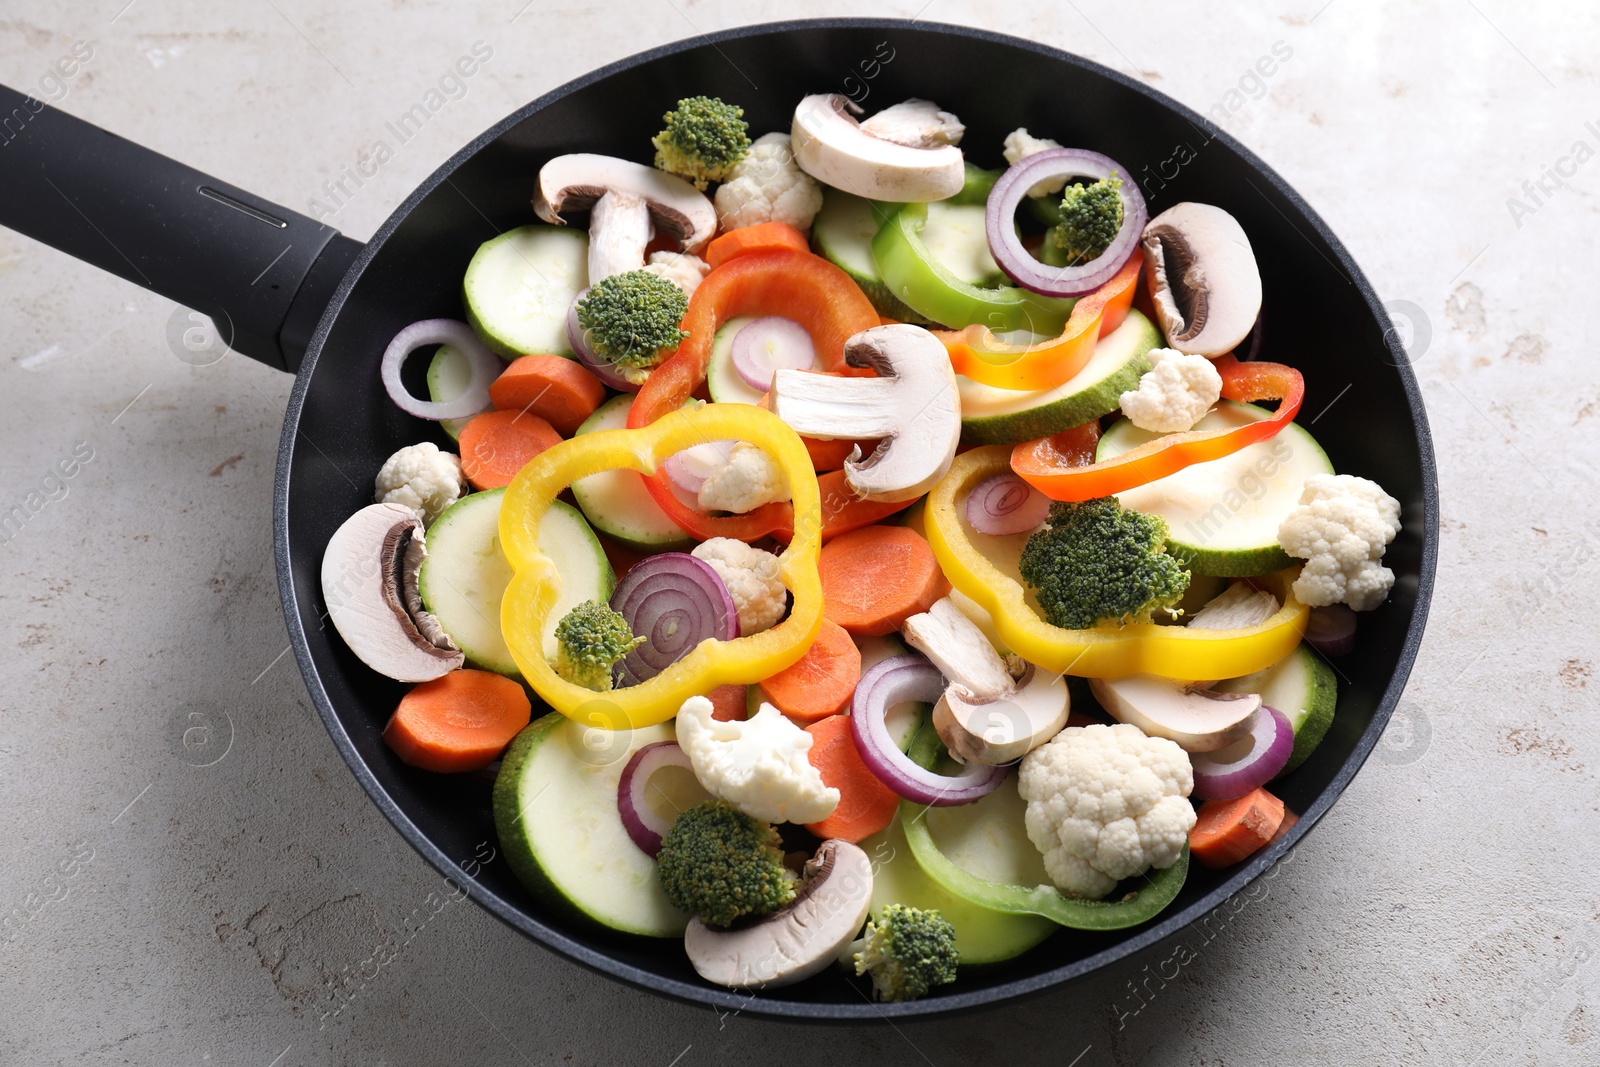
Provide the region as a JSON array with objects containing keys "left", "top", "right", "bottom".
[
  {"left": 1011, "top": 355, "right": 1306, "bottom": 502},
  {"left": 628, "top": 247, "right": 908, "bottom": 542},
  {"left": 935, "top": 251, "right": 1143, "bottom": 391}
]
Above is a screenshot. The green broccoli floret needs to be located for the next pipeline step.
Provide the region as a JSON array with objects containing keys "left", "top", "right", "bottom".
[
  {"left": 851, "top": 904, "right": 959, "bottom": 1002},
  {"left": 550, "top": 600, "right": 643, "bottom": 692},
  {"left": 1046, "top": 174, "right": 1125, "bottom": 267},
  {"left": 1018, "top": 498, "right": 1190, "bottom": 630},
  {"left": 656, "top": 801, "right": 796, "bottom": 927},
  {"left": 574, "top": 270, "right": 688, "bottom": 374},
  {"left": 651, "top": 95, "right": 751, "bottom": 190}
]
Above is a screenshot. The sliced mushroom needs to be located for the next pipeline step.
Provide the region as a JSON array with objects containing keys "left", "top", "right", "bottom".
[
  {"left": 1140, "top": 202, "right": 1263, "bottom": 357},
  {"left": 790, "top": 94, "right": 965, "bottom": 202},
  {"left": 903, "top": 597, "right": 1068, "bottom": 765},
  {"left": 1186, "top": 581, "right": 1280, "bottom": 631},
  {"left": 769, "top": 324, "right": 959, "bottom": 502},
  {"left": 1088, "top": 675, "right": 1261, "bottom": 753},
  {"left": 684, "top": 839, "right": 874, "bottom": 989},
  {"left": 320, "top": 503, "right": 463, "bottom": 683},
  {"left": 534, "top": 154, "right": 717, "bottom": 283}
]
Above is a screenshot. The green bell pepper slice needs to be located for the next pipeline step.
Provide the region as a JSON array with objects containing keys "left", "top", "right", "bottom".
[
  {"left": 871, "top": 201, "right": 1076, "bottom": 334},
  {"left": 899, "top": 719, "right": 1190, "bottom": 930}
]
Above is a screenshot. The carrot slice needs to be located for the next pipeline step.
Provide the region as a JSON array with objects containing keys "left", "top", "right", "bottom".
[
  {"left": 803, "top": 713, "right": 899, "bottom": 843},
  {"left": 758, "top": 619, "right": 861, "bottom": 724},
  {"left": 707, "top": 684, "right": 749, "bottom": 722},
  {"left": 458, "top": 409, "right": 563, "bottom": 490},
  {"left": 819, "top": 525, "right": 950, "bottom": 636},
  {"left": 383, "top": 670, "right": 532, "bottom": 773},
  {"left": 488, "top": 354, "right": 606, "bottom": 437},
  {"left": 1189, "top": 787, "right": 1286, "bottom": 869},
  {"left": 705, "top": 222, "right": 810, "bottom": 270}
]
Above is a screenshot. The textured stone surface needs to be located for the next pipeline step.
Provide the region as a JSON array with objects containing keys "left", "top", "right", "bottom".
[{"left": 2, "top": 2, "right": 1595, "bottom": 1063}]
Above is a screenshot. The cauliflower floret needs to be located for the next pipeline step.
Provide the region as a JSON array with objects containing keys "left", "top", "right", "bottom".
[
  {"left": 1278, "top": 474, "right": 1403, "bottom": 611},
  {"left": 1118, "top": 347, "right": 1223, "bottom": 433},
  {"left": 641, "top": 250, "right": 711, "bottom": 299},
  {"left": 692, "top": 537, "right": 787, "bottom": 635},
  {"left": 697, "top": 441, "right": 791, "bottom": 514},
  {"left": 675, "top": 696, "right": 839, "bottom": 824},
  {"left": 713, "top": 132, "right": 824, "bottom": 232},
  {"left": 1003, "top": 127, "right": 1067, "bottom": 197},
  {"left": 1018, "top": 722, "right": 1196, "bottom": 899},
  {"left": 373, "top": 442, "right": 465, "bottom": 525}
]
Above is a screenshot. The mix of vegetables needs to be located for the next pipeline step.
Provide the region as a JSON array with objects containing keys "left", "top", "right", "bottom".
[{"left": 319, "top": 90, "right": 1404, "bottom": 1001}]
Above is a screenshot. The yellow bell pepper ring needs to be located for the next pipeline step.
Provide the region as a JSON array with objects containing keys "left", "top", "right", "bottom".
[
  {"left": 498, "top": 403, "right": 825, "bottom": 729},
  {"left": 924, "top": 446, "right": 1308, "bottom": 681}
]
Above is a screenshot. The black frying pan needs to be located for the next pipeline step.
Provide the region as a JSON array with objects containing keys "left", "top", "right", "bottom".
[{"left": 0, "top": 18, "right": 1437, "bottom": 1019}]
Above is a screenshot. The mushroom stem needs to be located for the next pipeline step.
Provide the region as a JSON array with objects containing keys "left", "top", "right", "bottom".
[{"left": 587, "top": 190, "right": 654, "bottom": 283}]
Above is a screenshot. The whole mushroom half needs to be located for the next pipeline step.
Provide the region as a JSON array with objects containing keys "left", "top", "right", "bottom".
[
  {"left": 790, "top": 94, "right": 966, "bottom": 202},
  {"left": 1088, "top": 675, "right": 1261, "bottom": 753},
  {"left": 769, "top": 324, "right": 959, "bottom": 503},
  {"left": 320, "top": 503, "right": 463, "bottom": 683},
  {"left": 902, "top": 597, "right": 1069, "bottom": 765},
  {"left": 534, "top": 154, "right": 717, "bottom": 283},
  {"left": 1141, "top": 202, "right": 1263, "bottom": 357},
  {"left": 684, "top": 839, "right": 874, "bottom": 989}
]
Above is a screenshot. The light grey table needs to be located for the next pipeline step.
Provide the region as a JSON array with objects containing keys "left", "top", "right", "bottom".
[{"left": 2, "top": 2, "right": 1593, "bottom": 1063}]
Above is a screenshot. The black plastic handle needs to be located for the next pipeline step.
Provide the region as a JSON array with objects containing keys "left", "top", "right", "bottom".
[{"left": 0, "top": 84, "right": 362, "bottom": 373}]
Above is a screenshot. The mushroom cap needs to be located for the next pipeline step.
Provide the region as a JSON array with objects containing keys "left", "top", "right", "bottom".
[
  {"left": 1088, "top": 674, "right": 1261, "bottom": 753},
  {"left": 790, "top": 94, "right": 965, "bottom": 203},
  {"left": 934, "top": 665, "right": 1071, "bottom": 765},
  {"left": 534, "top": 153, "right": 717, "bottom": 251},
  {"left": 769, "top": 324, "right": 960, "bottom": 504},
  {"left": 320, "top": 503, "right": 463, "bottom": 683},
  {"left": 683, "top": 839, "right": 874, "bottom": 990},
  {"left": 1141, "top": 202, "right": 1263, "bottom": 357}
]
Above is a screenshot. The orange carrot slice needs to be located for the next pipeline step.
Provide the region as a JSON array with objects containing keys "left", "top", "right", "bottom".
[
  {"left": 705, "top": 222, "right": 810, "bottom": 270},
  {"left": 803, "top": 713, "right": 899, "bottom": 843},
  {"left": 758, "top": 619, "right": 861, "bottom": 725},
  {"left": 707, "top": 684, "right": 749, "bottom": 722},
  {"left": 458, "top": 409, "right": 562, "bottom": 490},
  {"left": 383, "top": 670, "right": 531, "bottom": 773},
  {"left": 488, "top": 354, "right": 606, "bottom": 437},
  {"left": 1190, "top": 787, "right": 1286, "bottom": 869},
  {"left": 819, "top": 525, "right": 950, "bottom": 637}
]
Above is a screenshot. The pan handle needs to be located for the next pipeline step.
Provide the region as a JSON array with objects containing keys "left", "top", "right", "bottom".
[{"left": 0, "top": 84, "right": 362, "bottom": 373}]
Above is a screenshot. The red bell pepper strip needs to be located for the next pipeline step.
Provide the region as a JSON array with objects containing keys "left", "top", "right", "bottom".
[
  {"left": 628, "top": 248, "right": 905, "bottom": 542},
  {"left": 1011, "top": 354, "right": 1305, "bottom": 501},
  {"left": 934, "top": 251, "right": 1143, "bottom": 391}
]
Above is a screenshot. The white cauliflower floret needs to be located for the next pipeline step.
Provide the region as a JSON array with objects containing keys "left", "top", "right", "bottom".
[
  {"left": 1278, "top": 474, "right": 1403, "bottom": 611},
  {"left": 641, "top": 250, "right": 710, "bottom": 298},
  {"left": 373, "top": 442, "right": 465, "bottom": 525},
  {"left": 675, "top": 696, "right": 839, "bottom": 824},
  {"left": 1018, "top": 723, "right": 1196, "bottom": 899},
  {"left": 691, "top": 537, "right": 788, "bottom": 636},
  {"left": 1118, "top": 347, "right": 1223, "bottom": 433},
  {"left": 713, "top": 132, "right": 824, "bottom": 232},
  {"left": 859, "top": 98, "right": 965, "bottom": 149},
  {"left": 1003, "top": 127, "right": 1067, "bottom": 197},
  {"left": 697, "top": 441, "right": 791, "bottom": 514}
]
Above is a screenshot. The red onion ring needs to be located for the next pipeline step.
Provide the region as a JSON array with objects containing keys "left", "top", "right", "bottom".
[
  {"left": 610, "top": 553, "right": 739, "bottom": 687},
  {"left": 1304, "top": 604, "right": 1357, "bottom": 657},
  {"left": 1191, "top": 705, "right": 1294, "bottom": 801},
  {"left": 566, "top": 289, "right": 643, "bottom": 393},
  {"left": 381, "top": 318, "right": 500, "bottom": 420},
  {"left": 617, "top": 741, "right": 694, "bottom": 856},
  {"left": 965, "top": 472, "right": 1052, "bottom": 536},
  {"left": 849, "top": 654, "right": 1006, "bottom": 806},
  {"left": 986, "top": 148, "right": 1148, "bottom": 298},
  {"left": 730, "top": 316, "right": 817, "bottom": 391}
]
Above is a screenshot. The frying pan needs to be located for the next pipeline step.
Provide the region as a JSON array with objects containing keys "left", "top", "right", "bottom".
[{"left": 0, "top": 18, "right": 1437, "bottom": 1019}]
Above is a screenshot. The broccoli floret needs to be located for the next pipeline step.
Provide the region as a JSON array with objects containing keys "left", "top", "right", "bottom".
[
  {"left": 656, "top": 801, "right": 796, "bottom": 927},
  {"left": 574, "top": 270, "right": 688, "bottom": 373},
  {"left": 550, "top": 600, "right": 643, "bottom": 692},
  {"left": 1018, "top": 498, "right": 1190, "bottom": 630},
  {"left": 652, "top": 95, "right": 751, "bottom": 190},
  {"left": 851, "top": 904, "right": 959, "bottom": 1002},
  {"left": 1046, "top": 174, "right": 1125, "bottom": 266}
]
